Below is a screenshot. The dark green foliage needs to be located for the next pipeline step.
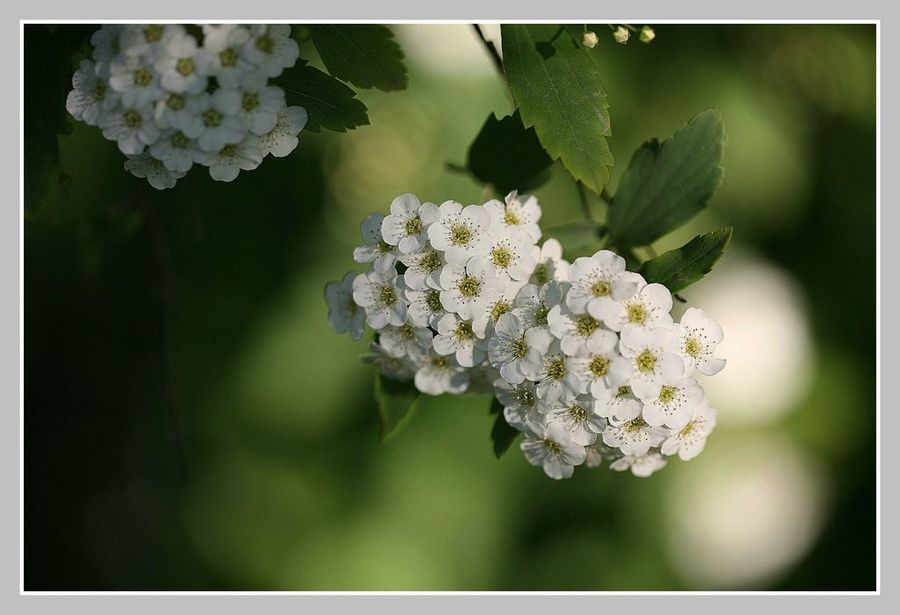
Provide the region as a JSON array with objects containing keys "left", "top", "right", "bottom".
[
  {"left": 466, "top": 111, "right": 553, "bottom": 195},
  {"left": 311, "top": 25, "right": 408, "bottom": 91},
  {"left": 278, "top": 64, "right": 369, "bottom": 132},
  {"left": 608, "top": 109, "right": 725, "bottom": 247},
  {"left": 502, "top": 24, "right": 614, "bottom": 193},
  {"left": 640, "top": 227, "right": 733, "bottom": 293}
]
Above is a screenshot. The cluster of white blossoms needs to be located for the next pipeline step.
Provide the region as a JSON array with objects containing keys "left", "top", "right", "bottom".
[
  {"left": 65, "top": 24, "right": 308, "bottom": 190},
  {"left": 325, "top": 193, "right": 725, "bottom": 480}
]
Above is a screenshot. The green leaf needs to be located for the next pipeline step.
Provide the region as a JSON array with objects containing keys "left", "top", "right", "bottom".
[
  {"left": 489, "top": 399, "right": 520, "bottom": 459},
  {"left": 310, "top": 25, "right": 408, "bottom": 92},
  {"left": 608, "top": 109, "right": 725, "bottom": 248},
  {"left": 639, "top": 227, "right": 733, "bottom": 293},
  {"left": 374, "top": 374, "right": 421, "bottom": 441},
  {"left": 466, "top": 110, "right": 553, "bottom": 195},
  {"left": 278, "top": 64, "right": 369, "bottom": 132},
  {"left": 501, "top": 24, "right": 614, "bottom": 194}
]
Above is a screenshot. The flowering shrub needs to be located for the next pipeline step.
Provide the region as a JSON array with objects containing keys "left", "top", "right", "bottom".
[
  {"left": 326, "top": 192, "right": 726, "bottom": 480},
  {"left": 65, "top": 24, "right": 307, "bottom": 189}
]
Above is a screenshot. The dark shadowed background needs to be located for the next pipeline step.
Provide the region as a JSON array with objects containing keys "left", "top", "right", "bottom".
[{"left": 24, "top": 23, "right": 876, "bottom": 590}]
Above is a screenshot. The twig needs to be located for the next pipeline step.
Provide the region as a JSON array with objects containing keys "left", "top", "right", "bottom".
[
  {"left": 576, "top": 181, "right": 593, "bottom": 221},
  {"left": 472, "top": 24, "right": 504, "bottom": 76},
  {"left": 143, "top": 189, "right": 188, "bottom": 485}
]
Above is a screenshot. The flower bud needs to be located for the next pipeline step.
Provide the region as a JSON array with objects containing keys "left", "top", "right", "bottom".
[
  {"left": 640, "top": 26, "right": 656, "bottom": 43},
  {"left": 613, "top": 26, "right": 630, "bottom": 45},
  {"left": 582, "top": 31, "right": 599, "bottom": 49}
]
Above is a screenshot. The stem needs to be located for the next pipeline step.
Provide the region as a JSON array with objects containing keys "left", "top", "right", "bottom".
[
  {"left": 576, "top": 181, "right": 592, "bottom": 221},
  {"left": 472, "top": 24, "right": 504, "bottom": 76},
  {"left": 144, "top": 191, "right": 188, "bottom": 485}
]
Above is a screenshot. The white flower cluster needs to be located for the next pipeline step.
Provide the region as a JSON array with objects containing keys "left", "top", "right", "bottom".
[
  {"left": 325, "top": 193, "right": 726, "bottom": 480},
  {"left": 65, "top": 24, "right": 308, "bottom": 190}
]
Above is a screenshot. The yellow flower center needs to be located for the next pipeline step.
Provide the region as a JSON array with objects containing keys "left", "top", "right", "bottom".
[{"left": 635, "top": 350, "right": 657, "bottom": 374}]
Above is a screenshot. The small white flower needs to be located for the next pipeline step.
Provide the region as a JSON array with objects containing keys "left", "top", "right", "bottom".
[
  {"left": 427, "top": 201, "right": 492, "bottom": 264},
  {"left": 641, "top": 375, "right": 704, "bottom": 430},
  {"left": 468, "top": 364, "right": 500, "bottom": 395},
  {"left": 362, "top": 342, "right": 416, "bottom": 382},
  {"left": 471, "top": 277, "right": 524, "bottom": 338},
  {"left": 235, "top": 69, "right": 286, "bottom": 135},
  {"left": 676, "top": 307, "right": 726, "bottom": 376},
  {"left": 566, "top": 250, "right": 641, "bottom": 321},
  {"left": 618, "top": 325, "right": 684, "bottom": 402},
  {"left": 381, "top": 194, "right": 440, "bottom": 254},
  {"left": 259, "top": 106, "right": 308, "bottom": 158},
  {"left": 529, "top": 238, "right": 569, "bottom": 286},
  {"left": 352, "top": 270, "right": 407, "bottom": 329},
  {"left": 437, "top": 256, "right": 500, "bottom": 321},
  {"left": 520, "top": 422, "right": 587, "bottom": 480},
  {"left": 155, "top": 31, "right": 213, "bottom": 95},
  {"left": 432, "top": 314, "right": 487, "bottom": 368},
  {"left": 324, "top": 271, "right": 365, "bottom": 341},
  {"left": 202, "top": 24, "right": 253, "bottom": 88},
  {"left": 610, "top": 453, "right": 668, "bottom": 477},
  {"left": 90, "top": 25, "right": 125, "bottom": 77},
  {"left": 399, "top": 247, "right": 444, "bottom": 291},
  {"left": 612, "top": 26, "right": 631, "bottom": 45},
  {"left": 582, "top": 31, "right": 599, "bottom": 49},
  {"left": 121, "top": 24, "right": 185, "bottom": 61},
  {"left": 66, "top": 59, "right": 120, "bottom": 126},
  {"left": 606, "top": 280, "right": 674, "bottom": 332},
  {"left": 353, "top": 214, "right": 398, "bottom": 274},
  {"left": 123, "top": 153, "right": 185, "bottom": 190},
  {"left": 592, "top": 385, "right": 643, "bottom": 423},
  {"left": 484, "top": 191, "right": 542, "bottom": 242},
  {"left": 487, "top": 313, "right": 553, "bottom": 384},
  {"left": 494, "top": 379, "right": 545, "bottom": 433},
  {"left": 404, "top": 287, "right": 446, "bottom": 329},
  {"left": 379, "top": 324, "right": 433, "bottom": 362},
  {"left": 485, "top": 231, "right": 536, "bottom": 281},
  {"left": 602, "top": 416, "right": 668, "bottom": 457},
  {"left": 533, "top": 341, "right": 585, "bottom": 404},
  {"left": 544, "top": 395, "right": 603, "bottom": 446},
  {"left": 512, "top": 280, "right": 566, "bottom": 331},
  {"left": 569, "top": 332, "right": 631, "bottom": 397},
  {"left": 188, "top": 89, "right": 245, "bottom": 152},
  {"left": 149, "top": 130, "right": 205, "bottom": 173},
  {"left": 547, "top": 303, "right": 613, "bottom": 357},
  {"left": 241, "top": 24, "right": 300, "bottom": 78},
  {"left": 201, "top": 134, "right": 263, "bottom": 182},
  {"left": 414, "top": 351, "right": 470, "bottom": 396},
  {"left": 108, "top": 56, "right": 164, "bottom": 109},
  {"left": 100, "top": 106, "right": 159, "bottom": 155},
  {"left": 660, "top": 400, "right": 717, "bottom": 461},
  {"left": 584, "top": 441, "right": 619, "bottom": 468},
  {"left": 154, "top": 92, "right": 203, "bottom": 136}
]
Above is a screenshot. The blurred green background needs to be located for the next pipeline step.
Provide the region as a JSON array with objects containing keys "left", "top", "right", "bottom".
[{"left": 24, "top": 23, "right": 876, "bottom": 590}]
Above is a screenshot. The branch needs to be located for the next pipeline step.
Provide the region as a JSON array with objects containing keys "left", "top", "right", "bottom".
[{"left": 472, "top": 24, "right": 504, "bottom": 76}]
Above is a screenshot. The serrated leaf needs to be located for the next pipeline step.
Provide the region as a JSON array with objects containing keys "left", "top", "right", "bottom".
[
  {"left": 311, "top": 25, "right": 408, "bottom": 92},
  {"left": 608, "top": 109, "right": 725, "bottom": 248},
  {"left": 640, "top": 227, "right": 733, "bottom": 293},
  {"left": 501, "top": 24, "right": 614, "bottom": 194},
  {"left": 374, "top": 374, "right": 421, "bottom": 441},
  {"left": 490, "top": 404, "right": 520, "bottom": 459},
  {"left": 278, "top": 64, "right": 369, "bottom": 132},
  {"left": 467, "top": 110, "right": 553, "bottom": 194}
]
